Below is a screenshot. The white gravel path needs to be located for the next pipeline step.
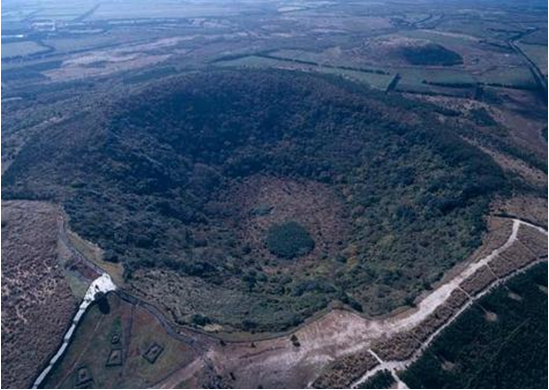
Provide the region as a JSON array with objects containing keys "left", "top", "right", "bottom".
[{"left": 32, "top": 274, "right": 117, "bottom": 389}]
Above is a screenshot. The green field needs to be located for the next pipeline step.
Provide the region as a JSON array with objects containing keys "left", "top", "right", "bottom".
[
  {"left": 268, "top": 48, "right": 375, "bottom": 70},
  {"left": 401, "top": 263, "right": 548, "bottom": 388},
  {"left": 395, "top": 67, "right": 476, "bottom": 86}
]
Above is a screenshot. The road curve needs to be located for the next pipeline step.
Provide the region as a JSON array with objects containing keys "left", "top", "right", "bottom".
[{"left": 42, "top": 217, "right": 547, "bottom": 389}]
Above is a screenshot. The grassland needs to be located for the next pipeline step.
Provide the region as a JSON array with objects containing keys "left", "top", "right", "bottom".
[
  {"left": 43, "top": 293, "right": 200, "bottom": 388},
  {"left": 1, "top": 201, "right": 78, "bottom": 389},
  {"left": 396, "top": 68, "right": 475, "bottom": 86},
  {"left": 393, "top": 67, "right": 476, "bottom": 96}
]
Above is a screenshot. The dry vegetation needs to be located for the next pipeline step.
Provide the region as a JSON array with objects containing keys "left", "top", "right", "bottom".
[
  {"left": 518, "top": 225, "right": 549, "bottom": 256},
  {"left": 371, "top": 289, "right": 469, "bottom": 362},
  {"left": 312, "top": 350, "right": 379, "bottom": 388},
  {"left": 459, "top": 265, "right": 497, "bottom": 296},
  {"left": 496, "top": 196, "right": 548, "bottom": 228},
  {"left": 1, "top": 201, "right": 77, "bottom": 388}
]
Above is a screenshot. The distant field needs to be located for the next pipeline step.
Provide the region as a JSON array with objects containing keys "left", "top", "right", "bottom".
[
  {"left": 268, "top": 48, "right": 389, "bottom": 75},
  {"left": 395, "top": 67, "right": 476, "bottom": 86},
  {"left": 476, "top": 66, "right": 538, "bottom": 89},
  {"left": 42, "top": 34, "right": 132, "bottom": 53},
  {"left": 520, "top": 28, "right": 548, "bottom": 45},
  {"left": 215, "top": 55, "right": 394, "bottom": 90},
  {"left": 517, "top": 42, "right": 548, "bottom": 76},
  {"left": 393, "top": 67, "right": 476, "bottom": 96},
  {"left": 400, "top": 28, "right": 478, "bottom": 47},
  {"left": 1, "top": 10, "right": 32, "bottom": 22},
  {"left": 90, "top": 0, "right": 241, "bottom": 19},
  {"left": 1, "top": 41, "right": 50, "bottom": 59},
  {"left": 269, "top": 48, "right": 342, "bottom": 66}
]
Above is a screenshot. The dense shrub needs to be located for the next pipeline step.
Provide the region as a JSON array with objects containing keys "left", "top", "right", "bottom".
[
  {"left": 399, "top": 44, "right": 463, "bottom": 66},
  {"left": 2, "top": 69, "right": 510, "bottom": 330},
  {"left": 401, "top": 264, "right": 548, "bottom": 388},
  {"left": 265, "top": 221, "right": 315, "bottom": 259}
]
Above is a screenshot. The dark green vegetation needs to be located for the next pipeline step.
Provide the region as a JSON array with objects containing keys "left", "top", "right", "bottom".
[
  {"left": 2, "top": 1, "right": 547, "bottom": 389},
  {"left": 2, "top": 69, "right": 509, "bottom": 331},
  {"left": 358, "top": 370, "right": 395, "bottom": 389},
  {"left": 399, "top": 44, "right": 463, "bottom": 66},
  {"left": 401, "top": 263, "right": 548, "bottom": 389},
  {"left": 266, "top": 221, "right": 314, "bottom": 259}
]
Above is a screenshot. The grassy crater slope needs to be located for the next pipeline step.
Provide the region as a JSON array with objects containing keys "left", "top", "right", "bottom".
[{"left": 2, "top": 69, "right": 508, "bottom": 332}]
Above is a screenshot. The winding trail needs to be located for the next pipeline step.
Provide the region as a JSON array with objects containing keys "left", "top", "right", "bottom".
[
  {"left": 40, "top": 217, "right": 547, "bottom": 388},
  {"left": 347, "top": 219, "right": 548, "bottom": 388},
  {"left": 351, "top": 257, "right": 546, "bottom": 388},
  {"left": 378, "top": 219, "right": 520, "bottom": 334},
  {"left": 359, "top": 218, "right": 546, "bottom": 339},
  {"left": 206, "top": 217, "right": 547, "bottom": 389}
]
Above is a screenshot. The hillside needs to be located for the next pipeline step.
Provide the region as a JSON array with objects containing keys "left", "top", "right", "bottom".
[{"left": 3, "top": 69, "right": 510, "bottom": 331}]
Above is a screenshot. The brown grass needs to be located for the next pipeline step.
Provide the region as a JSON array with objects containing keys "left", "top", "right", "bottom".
[{"left": 1, "top": 201, "right": 77, "bottom": 388}]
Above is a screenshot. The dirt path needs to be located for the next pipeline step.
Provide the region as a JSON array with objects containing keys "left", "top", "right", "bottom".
[
  {"left": 47, "top": 217, "right": 546, "bottom": 388},
  {"left": 351, "top": 257, "right": 546, "bottom": 388},
  {"left": 204, "top": 218, "right": 546, "bottom": 388},
  {"left": 377, "top": 219, "right": 520, "bottom": 334}
]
